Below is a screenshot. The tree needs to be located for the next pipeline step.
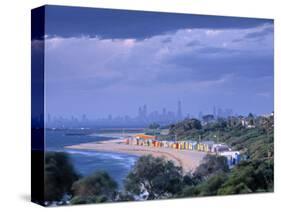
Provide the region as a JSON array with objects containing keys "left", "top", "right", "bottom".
[
  {"left": 218, "top": 159, "right": 273, "bottom": 195},
  {"left": 204, "top": 118, "right": 228, "bottom": 132},
  {"left": 248, "top": 113, "right": 255, "bottom": 126},
  {"left": 196, "top": 171, "right": 228, "bottom": 196},
  {"left": 258, "top": 115, "right": 274, "bottom": 134},
  {"left": 124, "top": 155, "right": 183, "bottom": 200},
  {"left": 202, "top": 114, "right": 215, "bottom": 123},
  {"left": 193, "top": 155, "right": 229, "bottom": 181},
  {"left": 71, "top": 171, "right": 118, "bottom": 204},
  {"left": 169, "top": 118, "right": 202, "bottom": 138},
  {"left": 70, "top": 195, "right": 108, "bottom": 205},
  {"left": 179, "top": 171, "right": 228, "bottom": 198},
  {"left": 148, "top": 122, "right": 160, "bottom": 129},
  {"left": 44, "top": 152, "right": 79, "bottom": 202},
  {"left": 182, "top": 173, "right": 195, "bottom": 187}
]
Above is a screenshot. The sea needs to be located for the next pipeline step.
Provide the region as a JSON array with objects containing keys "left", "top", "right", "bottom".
[{"left": 46, "top": 129, "right": 138, "bottom": 188}]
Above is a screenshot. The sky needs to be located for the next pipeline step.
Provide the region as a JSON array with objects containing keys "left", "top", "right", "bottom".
[{"left": 39, "top": 5, "right": 274, "bottom": 119}]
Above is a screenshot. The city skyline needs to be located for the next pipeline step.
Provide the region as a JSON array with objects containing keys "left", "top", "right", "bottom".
[
  {"left": 45, "top": 99, "right": 263, "bottom": 128},
  {"left": 47, "top": 102, "right": 234, "bottom": 120},
  {"left": 46, "top": 99, "right": 268, "bottom": 122}
]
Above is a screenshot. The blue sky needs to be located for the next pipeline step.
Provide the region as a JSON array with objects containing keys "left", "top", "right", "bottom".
[{"left": 40, "top": 5, "right": 274, "bottom": 118}]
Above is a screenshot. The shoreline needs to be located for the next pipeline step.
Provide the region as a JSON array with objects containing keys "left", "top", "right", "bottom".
[{"left": 65, "top": 138, "right": 207, "bottom": 173}]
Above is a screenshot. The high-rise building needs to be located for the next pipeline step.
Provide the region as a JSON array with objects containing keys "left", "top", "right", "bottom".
[
  {"left": 225, "top": 108, "right": 233, "bottom": 117},
  {"left": 82, "top": 114, "right": 87, "bottom": 123},
  {"left": 177, "top": 100, "right": 182, "bottom": 120},
  {"left": 138, "top": 106, "right": 142, "bottom": 118},
  {"left": 143, "top": 104, "right": 147, "bottom": 118},
  {"left": 217, "top": 107, "right": 223, "bottom": 118},
  {"left": 198, "top": 111, "right": 203, "bottom": 120},
  {"left": 213, "top": 106, "right": 217, "bottom": 118},
  {"left": 162, "top": 107, "right": 167, "bottom": 120}
]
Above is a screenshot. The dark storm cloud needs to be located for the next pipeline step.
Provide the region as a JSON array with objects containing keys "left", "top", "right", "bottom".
[
  {"left": 186, "top": 40, "right": 201, "bottom": 47},
  {"left": 44, "top": 5, "right": 273, "bottom": 39},
  {"left": 163, "top": 50, "right": 273, "bottom": 82},
  {"left": 196, "top": 46, "right": 240, "bottom": 54},
  {"left": 232, "top": 38, "right": 244, "bottom": 43},
  {"left": 162, "top": 37, "right": 172, "bottom": 43},
  {"left": 244, "top": 25, "right": 274, "bottom": 39},
  {"left": 232, "top": 24, "right": 274, "bottom": 43}
]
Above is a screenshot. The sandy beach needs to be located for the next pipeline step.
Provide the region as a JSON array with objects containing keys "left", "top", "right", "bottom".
[{"left": 65, "top": 138, "right": 207, "bottom": 173}]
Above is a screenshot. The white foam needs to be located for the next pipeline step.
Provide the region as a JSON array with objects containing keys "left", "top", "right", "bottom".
[{"left": 65, "top": 149, "right": 137, "bottom": 161}]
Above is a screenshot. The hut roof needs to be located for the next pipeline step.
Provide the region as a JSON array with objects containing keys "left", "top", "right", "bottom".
[{"left": 134, "top": 134, "right": 156, "bottom": 140}]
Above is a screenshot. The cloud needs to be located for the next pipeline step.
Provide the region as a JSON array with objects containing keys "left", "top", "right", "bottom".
[
  {"left": 45, "top": 23, "right": 273, "bottom": 90},
  {"left": 44, "top": 5, "right": 273, "bottom": 40},
  {"left": 161, "top": 37, "right": 172, "bottom": 43},
  {"left": 195, "top": 46, "right": 239, "bottom": 54},
  {"left": 244, "top": 24, "right": 274, "bottom": 39},
  {"left": 231, "top": 24, "right": 274, "bottom": 43},
  {"left": 186, "top": 40, "right": 201, "bottom": 47}
]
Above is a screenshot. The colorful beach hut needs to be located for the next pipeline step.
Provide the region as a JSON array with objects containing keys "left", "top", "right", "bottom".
[
  {"left": 187, "top": 141, "right": 197, "bottom": 150},
  {"left": 201, "top": 141, "right": 215, "bottom": 152}
]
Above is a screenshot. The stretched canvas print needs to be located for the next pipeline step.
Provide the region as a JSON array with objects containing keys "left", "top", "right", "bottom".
[{"left": 31, "top": 5, "right": 274, "bottom": 206}]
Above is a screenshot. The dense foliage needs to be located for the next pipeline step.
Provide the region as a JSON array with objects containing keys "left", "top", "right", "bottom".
[
  {"left": 165, "top": 115, "right": 274, "bottom": 197},
  {"left": 44, "top": 152, "right": 118, "bottom": 205},
  {"left": 218, "top": 159, "right": 274, "bottom": 194},
  {"left": 169, "top": 118, "right": 202, "bottom": 137},
  {"left": 124, "top": 155, "right": 183, "bottom": 200},
  {"left": 193, "top": 155, "right": 229, "bottom": 181},
  {"left": 166, "top": 115, "right": 274, "bottom": 160},
  {"left": 178, "top": 158, "right": 273, "bottom": 197},
  {"left": 71, "top": 171, "right": 118, "bottom": 204},
  {"left": 44, "top": 152, "right": 79, "bottom": 202}
]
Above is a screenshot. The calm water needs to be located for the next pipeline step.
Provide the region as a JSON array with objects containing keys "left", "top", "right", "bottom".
[{"left": 46, "top": 130, "right": 137, "bottom": 188}]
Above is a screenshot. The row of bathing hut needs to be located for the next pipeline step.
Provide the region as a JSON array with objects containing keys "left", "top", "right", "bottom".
[
  {"left": 125, "top": 134, "right": 240, "bottom": 167},
  {"left": 125, "top": 134, "right": 229, "bottom": 153}
]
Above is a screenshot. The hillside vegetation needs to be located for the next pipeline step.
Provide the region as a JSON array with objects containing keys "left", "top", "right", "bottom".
[{"left": 165, "top": 115, "right": 274, "bottom": 160}]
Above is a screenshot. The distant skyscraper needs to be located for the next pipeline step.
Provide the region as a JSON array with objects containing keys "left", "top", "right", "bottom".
[
  {"left": 143, "top": 104, "right": 147, "bottom": 118},
  {"left": 82, "top": 114, "right": 87, "bottom": 123},
  {"left": 162, "top": 107, "right": 167, "bottom": 118},
  {"left": 177, "top": 100, "right": 182, "bottom": 120},
  {"left": 213, "top": 106, "right": 217, "bottom": 118},
  {"left": 217, "top": 107, "right": 223, "bottom": 118},
  {"left": 162, "top": 107, "right": 166, "bottom": 114},
  {"left": 198, "top": 111, "right": 203, "bottom": 120},
  {"left": 225, "top": 108, "right": 233, "bottom": 117},
  {"left": 138, "top": 106, "right": 142, "bottom": 118}
]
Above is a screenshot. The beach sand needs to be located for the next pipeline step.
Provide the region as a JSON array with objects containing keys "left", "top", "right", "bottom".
[{"left": 65, "top": 139, "right": 207, "bottom": 173}]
